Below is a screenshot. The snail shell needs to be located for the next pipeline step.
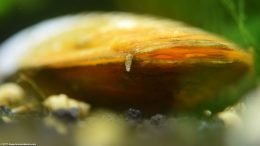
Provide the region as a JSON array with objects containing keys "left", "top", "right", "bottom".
[{"left": 0, "top": 12, "right": 253, "bottom": 113}]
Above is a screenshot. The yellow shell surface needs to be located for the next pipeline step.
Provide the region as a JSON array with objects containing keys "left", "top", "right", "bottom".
[{"left": 1, "top": 12, "right": 253, "bottom": 113}]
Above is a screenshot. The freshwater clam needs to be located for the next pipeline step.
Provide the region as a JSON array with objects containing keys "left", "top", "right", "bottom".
[{"left": 0, "top": 12, "right": 253, "bottom": 113}]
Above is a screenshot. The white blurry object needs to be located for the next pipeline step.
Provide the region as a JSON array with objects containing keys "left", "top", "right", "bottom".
[
  {"left": 0, "top": 15, "right": 80, "bottom": 80},
  {"left": 227, "top": 86, "right": 260, "bottom": 146},
  {"left": 218, "top": 108, "right": 242, "bottom": 128},
  {"left": 43, "top": 94, "right": 91, "bottom": 118},
  {"left": 0, "top": 83, "right": 25, "bottom": 106}
]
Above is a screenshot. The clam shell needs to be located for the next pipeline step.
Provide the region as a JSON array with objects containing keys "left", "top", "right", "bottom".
[{"left": 0, "top": 12, "right": 253, "bottom": 113}]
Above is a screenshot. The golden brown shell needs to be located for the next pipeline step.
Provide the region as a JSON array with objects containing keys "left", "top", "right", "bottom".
[{"left": 2, "top": 12, "right": 253, "bottom": 113}]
